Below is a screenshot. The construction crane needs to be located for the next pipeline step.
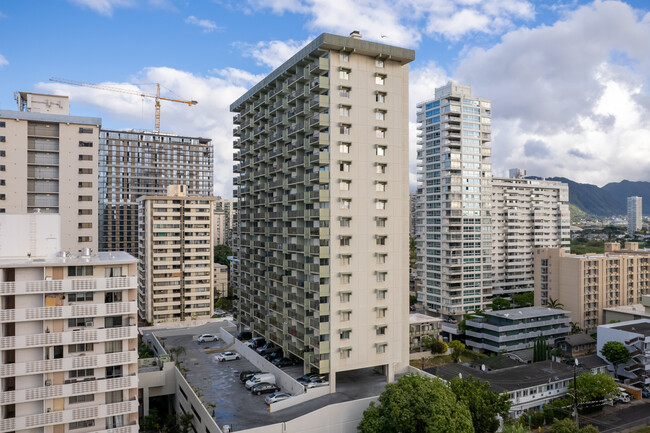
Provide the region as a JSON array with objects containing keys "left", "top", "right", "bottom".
[{"left": 49, "top": 77, "right": 198, "bottom": 133}]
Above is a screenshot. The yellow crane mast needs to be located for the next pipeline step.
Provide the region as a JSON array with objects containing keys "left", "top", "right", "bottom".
[{"left": 49, "top": 77, "right": 198, "bottom": 133}]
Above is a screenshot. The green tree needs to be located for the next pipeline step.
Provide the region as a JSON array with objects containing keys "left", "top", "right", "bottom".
[
  {"left": 579, "top": 426, "right": 599, "bottom": 433},
  {"left": 569, "top": 322, "right": 582, "bottom": 335},
  {"left": 168, "top": 346, "right": 186, "bottom": 363},
  {"left": 550, "top": 418, "right": 578, "bottom": 433},
  {"left": 572, "top": 372, "right": 620, "bottom": 404},
  {"left": 449, "top": 340, "right": 465, "bottom": 363},
  {"left": 410, "top": 295, "right": 417, "bottom": 306},
  {"left": 533, "top": 336, "right": 550, "bottom": 362},
  {"left": 213, "top": 244, "right": 233, "bottom": 266},
  {"left": 600, "top": 341, "right": 631, "bottom": 379},
  {"left": 449, "top": 376, "right": 511, "bottom": 433},
  {"left": 501, "top": 424, "right": 528, "bottom": 433},
  {"left": 490, "top": 297, "right": 511, "bottom": 311},
  {"left": 423, "top": 337, "right": 447, "bottom": 355},
  {"left": 357, "top": 374, "right": 474, "bottom": 433},
  {"left": 512, "top": 292, "right": 534, "bottom": 308},
  {"left": 138, "top": 342, "right": 154, "bottom": 359},
  {"left": 178, "top": 412, "right": 194, "bottom": 433},
  {"left": 545, "top": 297, "right": 564, "bottom": 309},
  {"left": 409, "top": 236, "right": 417, "bottom": 265}
]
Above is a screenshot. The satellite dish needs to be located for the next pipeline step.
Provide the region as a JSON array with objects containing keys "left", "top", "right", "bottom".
[{"left": 481, "top": 364, "right": 486, "bottom": 371}]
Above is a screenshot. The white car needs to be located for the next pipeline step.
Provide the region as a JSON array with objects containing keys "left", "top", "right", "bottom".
[
  {"left": 304, "top": 379, "right": 329, "bottom": 389},
  {"left": 197, "top": 334, "right": 218, "bottom": 343},
  {"left": 216, "top": 351, "right": 241, "bottom": 362},
  {"left": 265, "top": 392, "right": 291, "bottom": 405}
]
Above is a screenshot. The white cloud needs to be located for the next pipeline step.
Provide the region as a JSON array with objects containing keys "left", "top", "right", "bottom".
[
  {"left": 38, "top": 67, "right": 256, "bottom": 198},
  {"left": 185, "top": 15, "right": 219, "bottom": 33},
  {"left": 454, "top": 0, "right": 650, "bottom": 185},
  {"left": 67, "top": 0, "right": 134, "bottom": 16},
  {"left": 239, "top": 38, "right": 312, "bottom": 69},
  {"left": 0, "top": 54, "right": 8, "bottom": 68}
]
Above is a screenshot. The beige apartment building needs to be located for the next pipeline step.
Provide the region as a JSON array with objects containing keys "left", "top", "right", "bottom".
[
  {"left": 231, "top": 32, "right": 413, "bottom": 387},
  {"left": 0, "top": 92, "right": 100, "bottom": 253},
  {"left": 213, "top": 198, "right": 236, "bottom": 247},
  {"left": 214, "top": 263, "right": 228, "bottom": 299},
  {"left": 138, "top": 185, "right": 217, "bottom": 324},
  {"left": 0, "top": 213, "right": 139, "bottom": 433},
  {"left": 534, "top": 242, "right": 650, "bottom": 333},
  {"left": 491, "top": 170, "right": 570, "bottom": 297}
]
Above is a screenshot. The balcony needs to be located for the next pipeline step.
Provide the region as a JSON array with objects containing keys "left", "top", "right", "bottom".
[
  {"left": 0, "top": 325, "right": 137, "bottom": 350},
  {"left": 310, "top": 56, "right": 330, "bottom": 73},
  {"left": 0, "top": 277, "right": 136, "bottom": 295},
  {"left": 309, "top": 76, "right": 330, "bottom": 93},
  {"left": 0, "top": 350, "right": 138, "bottom": 378},
  {"left": 0, "top": 301, "right": 137, "bottom": 323},
  {"left": 0, "top": 399, "right": 138, "bottom": 433}
]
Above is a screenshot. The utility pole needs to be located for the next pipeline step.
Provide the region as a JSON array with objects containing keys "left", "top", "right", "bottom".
[{"left": 573, "top": 358, "right": 579, "bottom": 427}]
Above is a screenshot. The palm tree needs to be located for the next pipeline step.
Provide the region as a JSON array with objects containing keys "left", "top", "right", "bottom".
[
  {"left": 168, "top": 346, "right": 186, "bottom": 362},
  {"left": 545, "top": 297, "right": 564, "bottom": 309},
  {"left": 569, "top": 321, "right": 582, "bottom": 335}
]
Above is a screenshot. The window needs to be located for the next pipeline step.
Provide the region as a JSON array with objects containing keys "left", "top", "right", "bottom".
[
  {"left": 339, "top": 161, "right": 351, "bottom": 172},
  {"left": 69, "top": 394, "right": 94, "bottom": 404},
  {"left": 340, "top": 236, "right": 351, "bottom": 246},
  {"left": 340, "top": 255, "right": 351, "bottom": 265},
  {"left": 78, "top": 168, "right": 93, "bottom": 174},
  {"left": 68, "top": 317, "right": 93, "bottom": 328},
  {"left": 340, "top": 124, "right": 351, "bottom": 135},
  {"left": 79, "top": 127, "right": 93, "bottom": 134},
  {"left": 339, "top": 69, "right": 350, "bottom": 80},
  {"left": 0, "top": 137, "right": 5, "bottom": 143},
  {"left": 0, "top": 151, "right": 5, "bottom": 157},
  {"left": 377, "top": 271, "right": 387, "bottom": 281},
  {"left": 377, "top": 254, "right": 387, "bottom": 264},
  {"left": 339, "top": 106, "right": 350, "bottom": 117},
  {"left": 78, "top": 236, "right": 92, "bottom": 243},
  {"left": 340, "top": 310, "right": 351, "bottom": 321},
  {"left": 340, "top": 348, "right": 351, "bottom": 359},
  {"left": 340, "top": 180, "right": 351, "bottom": 191},
  {"left": 376, "top": 163, "right": 386, "bottom": 174},
  {"left": 78, "top": 141, "right": 93, "bottom": 147},
  {"left": 340, "top": 53, "right": 349, "bottom": 62},
  {"left": 105, "top": 267, "right": 122, "bottom": 277},
  {"left": 78, "top": 222, "right": 92, "bottom": 229},
  {"left": 341, "top": 198, "right": 351, "bottom": 209},
  {"left": 106, "top": 365, "right": 122, "bottom": 379},
  {"left": 68, "top": 266, "right": 93, "bottom": 277},
  {"left": 340, "top": 330, "right": 351, "bottom": 339},
  {"left": 69, "top": 368, "right": 94, "bottom": 379},
  {"left": 376, "top": 200, "right": 386, "bottom": 210},
  {"left": 376, "top": 92, "right": 386, "bottom": 103},
  {"left": 376, "top": 326, "right": 387, "bottom": 335},
  {"left": 341, "top": 273, "right": 351, "bottom": 284},
  {"left": 70, "top": 420, "right": 95, "bottom": 430},
  {"left": 377, "top": 307, "right": 387, "bottom": 318},
  {"left": 376, "top": 343, "right": 387, "bottom": 354},
  {"left": 377, "top": 289, "right": 387, "bottom": 300},
  {"left": 375, "top": 74, "right": 386, "bottom": 85},
  {"left": 376, "top": 146, "right": 386, "bottom": 156},
  {"left": 105, "top": 291, "right": 122, "bottom": 303},
  {"left": 0, "top": 165, "right": 5, "bottom": 171},
  {"left": 340, "top": 217, "right": 351, "bottom": 227},
  {"left": 105, "top": 316, "right": 123, "bottom": 329},
  {"left": 106, "top": 415, "right": 124, "bottom": 430},
  {"left": 105, "top": 340, "right": 123, "bottom": 354},
  {"left": 375, "top": 128, "right": 386, "bottom": 138},
  {"left": 78, "top": 182, "right": 92, "bottom": 188},
  {"left": 78, "top": 154, "right": 93, "bottom": 161},
  {"left": 105, "top": 390, "right": 123, "bottom": 404},
  {"left": 339, "top": 142, "right": 350, "bottom": 153},
  {"left": 0, "top": 122, "right": 5, "bottom": 127},
  {"left": 376, "top": 218, "right": 387, "bottom": 227},
  {"left": 68, "top": 292, "right": 93, "bottom": 302},
  {"left": 0, "top": 194, "right": 4, "bottom": 201},
  {"left": 69, "top": 343, "right": 94, "bottom": 353},
  {"left": 340, "top": 292, "right": 351, "bottom": 302},
  {"left": 376, "top": 111, "right": 385, "bottom": 121},
  {"left": 376, "top": 182, "right": 387, "bottom": 192},
  {"left": 375, "top": 59, "right": 385, "bottom": 68},
  {"left": 340, "top": 87, "right": 351, "bottom": 98},
  {"left": 78, "top": 195, "right": 92, "bottom": 202},
  {"left": 0, "top": 180, "right": 5, "bottom": 185}
]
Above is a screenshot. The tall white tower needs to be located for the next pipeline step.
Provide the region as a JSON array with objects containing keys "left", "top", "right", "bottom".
[{"left": 628, "top": 196, "right": 642, "bottom": 234}]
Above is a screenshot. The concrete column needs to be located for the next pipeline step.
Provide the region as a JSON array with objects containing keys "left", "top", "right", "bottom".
[
  {"left": 386, "top": 363, "right": 395, "bottom": 383},
  {"left": 143, "top": 386, "right": 150, "bottom": 416},
  {"left": 330, "top": 372, "right": 336, "bottom": 393}
]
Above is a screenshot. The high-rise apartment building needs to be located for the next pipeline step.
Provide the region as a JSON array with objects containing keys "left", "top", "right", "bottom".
[
  {"left": 0, "top": 92, "right": 100, "bottom": 253},
  {"left": 231, "top": 32, "right": 413, "bottom": 387},
  {"left": 137, "top": 185, "right": 217, "bottom": 324},
  {"left": 491, "top": 170, "right": 570, "bottom": 297},
  {"left": 0, "top": 213, "right": 139, "bottom": 433},
  {"left": 415, "top": 82, "right": 493, "bottom": 319},
  {"left": 99, "top": 130, "right": 213, "bottom": 257},
  {"left": 534, "top": 242, "right": 650, "bottom": 333},
  {"left": 628, "top": 196, "right": 642, "bottom": 235},
  {"left": 213, "top": 198, "right": 236, "bottom": 246}
]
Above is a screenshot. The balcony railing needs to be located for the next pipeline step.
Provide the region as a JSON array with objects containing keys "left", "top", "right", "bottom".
[
  {"left": 0, "top": 276, "right": 137, "bottom": 295},
  {"left": 0, "top": 301, "right": 137, "bottom": 323},
  {"left": 0, "top": 325, "right": 138, "bottom": 350}
]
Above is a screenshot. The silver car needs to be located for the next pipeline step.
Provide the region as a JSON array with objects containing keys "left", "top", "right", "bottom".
[
  {"left": 216, "top": 351, "right": 241, "bottom": 362},
  {"left": 265, "top": 392, "right": 291, "bottom": 405},
  {"left": 197, "top": 334, "right": 218, "bottom": 343}
]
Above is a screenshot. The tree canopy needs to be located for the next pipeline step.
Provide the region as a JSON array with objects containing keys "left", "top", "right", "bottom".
[
  {"left": 549, "top": 419, "right": 600, "bottom": 433},
  {"left": 490, "top": 297, "right": 511, "bottom": 311},
  {"left": 512, "top": 292, "right": 534, "bottom": 308},
  {"left": 600, "top": 341, "right": 631, "bottom": 379},
  {"left": 545, "top": 297, "right": 564, "bottom": 309},
  {"left": 213, "top": 244, "right": 233, "bottom": 266},
  {"left": 449, "top": 376, "right": 510, "bottom": 433},
  {"left": 449, "top": 340, "right": 466, "bottom": 363},
  {"left": 572, "top": 372, "right": 620, "bottom": 404},
  {"left": 357, "top": 375, "right": 474, "bottom": 433}
]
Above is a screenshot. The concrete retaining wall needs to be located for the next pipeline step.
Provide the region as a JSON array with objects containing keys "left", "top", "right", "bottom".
[
  {"left": 220, "top": 327, "right": 235, "bottom": 345},
  {"left": 174, "top": 368, "right": 223, "bottom": 433},
  {"left": 269, "top": 385, "right": 330, "bottom": 413}
]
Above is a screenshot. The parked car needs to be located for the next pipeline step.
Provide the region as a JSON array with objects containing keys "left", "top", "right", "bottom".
[
  {"left": 617, "top": 388, "right": 631, "bottom": 403},
  {"left": 237, "top": 331, "right": 253, "bottom": 341},
  {"left": 239, "top": 370, "right": 261, "bottom": 383},
  {"left": 304, "top": 378, "right": 329, "bottom": 389},
  {"left": 245, "top": 337, "right": 266, "bottom": 349},
  {"left": 264, "top": 350, "right": 283, "bottom": 361},
  {"left": 246, "top": 373, "right": 276, "bottom": 389},
  {"left": 272, "top": 357, "right": 297, "bottom": 368},
  {"left": 256, "top": 342, "right": 280, "bottom": 355},
  {"left": 265, "top": 392, "right": 292, "bottom": 405},
  {"left": 216, "top": 351, "right": 241, "bottom": 362},
  {"left": 213, "top": 308, "right": 227, "bottom": 316},
  {"left": 251, "top": 382, "right": 280, "bottom": 395},
  {"left": 197, "top": 334, "right": 218, "bottom": 343},
  {"left": 296, "top": 373, "right": 326, "bottom": 383},
  {"left": 409, "top": 305, "right": 416, "bottom": 311}
]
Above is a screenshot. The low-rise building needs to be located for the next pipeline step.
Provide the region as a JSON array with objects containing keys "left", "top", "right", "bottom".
[
  {"left": 555, "top": 334, "right": 596, "bottom": 358},
  {"left": 603, "top": 295, "right": 650, "bottom": 323},
  {"left": 409, "top": 313, "right": 443, "bottom": 353},
  {"left": 534, "top": 242, "right": 650, "bottom": 333},
  {"left": 464, "top": 306, "right": 571, "bottom": 353},
  {"left": 597, "top": 319, "right": 650, "bottom": 388}
]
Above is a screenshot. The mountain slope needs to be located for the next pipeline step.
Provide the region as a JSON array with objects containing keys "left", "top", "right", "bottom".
[
  {"left": 546, "top": 177, "right": 623, "bottom": 216},
  {"left": 602, "top": 180, "right": 650, "bottom": 215}
]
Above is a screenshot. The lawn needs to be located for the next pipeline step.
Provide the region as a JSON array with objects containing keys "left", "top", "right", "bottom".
[{"left": 410, "top": 351, "right": 485, "bottom": 369}]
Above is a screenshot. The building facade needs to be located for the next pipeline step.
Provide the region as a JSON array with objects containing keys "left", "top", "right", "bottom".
[
  {"left": 491, "top": 171, "right": 570, "bottom": 297},
  {"left": 137, "top": 185, "right": 216, "bottom": 324},
  {"left": 231, "top": 32, "right": 413, "bottom": 387},
  {"left": 0, "top": 213, "right": 139, "bottom": 433},
  {"left": 464, "top": 306, "right": 571, "bottom": 353},
  {"left": 597, "top": 319, "right": 650, "bottom": 388},
  {"left": 628, "top": 196, "right": 642, "bottom": 235},
  {"left": 534, "top": 243, "right": 650, "bottom": 333},
  {"left": 415, "top": 82, "right": 493, "bottom": 319},
  {"left": 99, "top": 129, "right": 213, "bottom": 257},
  {"left": 213, "top": 263, "right": 228, "bottom": 299},
  {"left": 0, "top": 92, "right": 101, "bottom": 253},
  {"left": 408, "top": 313, "right": 443, "bottom": 353},
  {"left": 213, "top": 198, "right": 236, "bottom": 247}
]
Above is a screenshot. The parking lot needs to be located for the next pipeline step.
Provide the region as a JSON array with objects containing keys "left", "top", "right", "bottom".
[{"left": 158, "top": 329, "right": 389, "bottom": 431}]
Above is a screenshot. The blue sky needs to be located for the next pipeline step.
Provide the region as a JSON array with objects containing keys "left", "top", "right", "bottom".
[{"left": 1, "top": 0, "right": 649, "bottom": 197}]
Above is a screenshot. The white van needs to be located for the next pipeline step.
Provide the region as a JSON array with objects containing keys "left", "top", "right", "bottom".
[
  {"left": 245, "top": 373, "right": 275, "bottom": 389},
  {"left": 617, "top": 388, "right": 631, "bottom": 403}
]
